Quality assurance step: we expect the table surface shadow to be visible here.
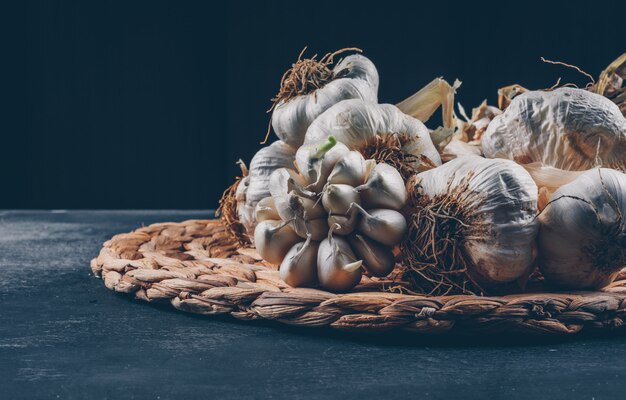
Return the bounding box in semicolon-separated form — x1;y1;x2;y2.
0;210;623;400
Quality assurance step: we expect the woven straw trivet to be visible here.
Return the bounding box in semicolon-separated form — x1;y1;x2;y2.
90;219;626;336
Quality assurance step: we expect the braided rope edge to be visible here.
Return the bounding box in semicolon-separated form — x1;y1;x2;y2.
90;219;626;336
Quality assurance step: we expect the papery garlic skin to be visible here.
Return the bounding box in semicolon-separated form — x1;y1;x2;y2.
441;138;483;162
482;88;626;170
303;99;442;170
415;155;539;284
522;163;585;211
538;168;626;289
272;55;379;148
238;140;296;235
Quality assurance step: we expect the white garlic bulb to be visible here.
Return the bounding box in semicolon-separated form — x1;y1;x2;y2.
255;148;408;292
237;140;296;235
403;155;539;292
482;88;626;170
538;168;626;289
302;99;442;170
272;54;379;148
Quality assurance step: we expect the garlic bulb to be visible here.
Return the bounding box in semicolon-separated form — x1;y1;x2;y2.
482;88;626;170
302;99;442;171
402;155;539;294
272;54;379;148
538;168;626;289
237;140;296;235
254;147;408;291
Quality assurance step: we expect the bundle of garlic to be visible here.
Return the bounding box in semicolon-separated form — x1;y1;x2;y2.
268;48;379;148
254;136;408;292
537;168;626;289
401;155;539;295
481;88;626;171
225;48;379;242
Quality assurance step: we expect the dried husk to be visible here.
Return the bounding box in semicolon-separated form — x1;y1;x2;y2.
396;77;461;130
455;100;502;143
216;174;251;245
589;52;626;116
497;84;528;110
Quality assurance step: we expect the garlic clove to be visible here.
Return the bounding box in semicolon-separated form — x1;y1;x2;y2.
327;214;358;236
269;168;313;200
292;217;329;241
348;234;395;277
322;184;361;215
295;138;351;192
253;219;302;265
254;197;279;223
355;163;407;211
274;191;325;223
352;204;407;247
317;233;363;292
280;236;320;288
327;151;375;187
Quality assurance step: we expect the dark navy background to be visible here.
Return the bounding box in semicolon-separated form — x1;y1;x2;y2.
3;0;624;208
